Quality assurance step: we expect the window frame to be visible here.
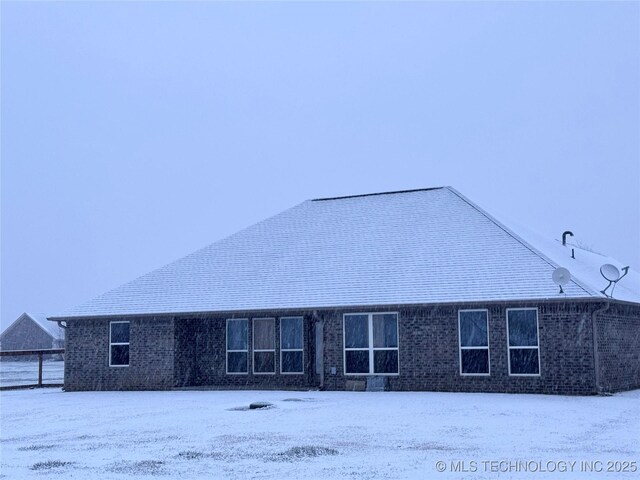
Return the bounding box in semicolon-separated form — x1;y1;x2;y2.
506;307;541;377
343;312;399;376
109;321;130;368
280;316;304;375
458;309;490;377
252;317;276;375
226;318;249;375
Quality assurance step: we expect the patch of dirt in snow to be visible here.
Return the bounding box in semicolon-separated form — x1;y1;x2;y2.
17;444;56;451
214;433;291;445
269;445;339;462
136;434;182;444
174;447;264;463
328;465;394;479
175;445;338;464
107;460;167;476
175;450;207;460
210;450;263;461
1;433;49;444
30;460;74;471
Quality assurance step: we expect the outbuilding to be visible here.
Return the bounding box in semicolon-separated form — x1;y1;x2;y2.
1;312;64;359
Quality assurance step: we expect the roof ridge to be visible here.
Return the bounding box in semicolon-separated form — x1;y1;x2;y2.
312;187;445;202
445;187;600;297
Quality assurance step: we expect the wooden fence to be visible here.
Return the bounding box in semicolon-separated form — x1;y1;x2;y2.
0;349;65;390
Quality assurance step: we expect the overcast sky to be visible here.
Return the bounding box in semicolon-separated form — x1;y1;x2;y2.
2;2;638;329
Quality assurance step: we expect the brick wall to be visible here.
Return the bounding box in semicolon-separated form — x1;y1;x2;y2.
595;303;640;393
321;302;597;395
64;316;174;391
173;314;316;389
63;300;638;395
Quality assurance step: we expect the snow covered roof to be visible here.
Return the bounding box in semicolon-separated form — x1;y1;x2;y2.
501;220;640;305
53;187;640;320
1;313;64;340
29;313;64;339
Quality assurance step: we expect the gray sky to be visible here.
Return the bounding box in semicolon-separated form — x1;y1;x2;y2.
2;2;639;329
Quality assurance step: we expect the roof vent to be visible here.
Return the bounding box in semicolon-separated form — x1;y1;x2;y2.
562;231;575;259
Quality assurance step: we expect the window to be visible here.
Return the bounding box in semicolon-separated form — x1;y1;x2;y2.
109;321;129;367
507;308;540;375
458;310;490;375
280;317;303;374
253;318;275;374
344;313;398;375
226;319;248;374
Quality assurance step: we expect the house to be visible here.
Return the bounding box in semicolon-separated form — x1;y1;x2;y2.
50;187;640;394
0;312;64;359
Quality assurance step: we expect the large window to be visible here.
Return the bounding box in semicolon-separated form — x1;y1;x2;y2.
109;321;129;367
253;318;275;374
280;317;303;374
226;319;248;374
458;310;490;375
507;308;540;375
344;313;398;375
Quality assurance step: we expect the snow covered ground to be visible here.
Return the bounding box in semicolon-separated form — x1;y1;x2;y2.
0;361;64;388
1;388;638;479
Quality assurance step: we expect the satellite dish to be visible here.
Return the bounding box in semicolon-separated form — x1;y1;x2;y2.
552;267;571;293
552;267;571;285
600;264;620;282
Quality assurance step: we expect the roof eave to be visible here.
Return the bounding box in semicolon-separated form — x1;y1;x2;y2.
49;295;640;322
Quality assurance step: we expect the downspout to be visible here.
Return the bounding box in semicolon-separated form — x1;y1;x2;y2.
592;302;610;395
312;311;324;390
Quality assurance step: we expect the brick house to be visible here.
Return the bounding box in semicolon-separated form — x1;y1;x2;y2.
50;187;640;394
0;312;64;360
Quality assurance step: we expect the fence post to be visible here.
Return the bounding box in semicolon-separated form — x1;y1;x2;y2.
38;352;43;387
0;349;65;390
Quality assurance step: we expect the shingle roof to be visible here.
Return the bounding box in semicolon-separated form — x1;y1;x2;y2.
502;220;639;304
52;187;639;319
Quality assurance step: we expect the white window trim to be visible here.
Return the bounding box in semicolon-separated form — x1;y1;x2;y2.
506;308;541;377
343;312;399;376
458;309;490;376
109;321;130;368
280;316;304;375
226;318;248;375
252;318;276;375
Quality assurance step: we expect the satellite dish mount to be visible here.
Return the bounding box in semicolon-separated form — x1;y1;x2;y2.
600;264;629;298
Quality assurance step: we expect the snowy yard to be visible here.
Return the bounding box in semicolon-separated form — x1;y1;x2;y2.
1;389;638;479
0;361;64;388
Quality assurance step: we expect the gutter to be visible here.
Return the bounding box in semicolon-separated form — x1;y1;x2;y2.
48;296;640;323
592;302;610;395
